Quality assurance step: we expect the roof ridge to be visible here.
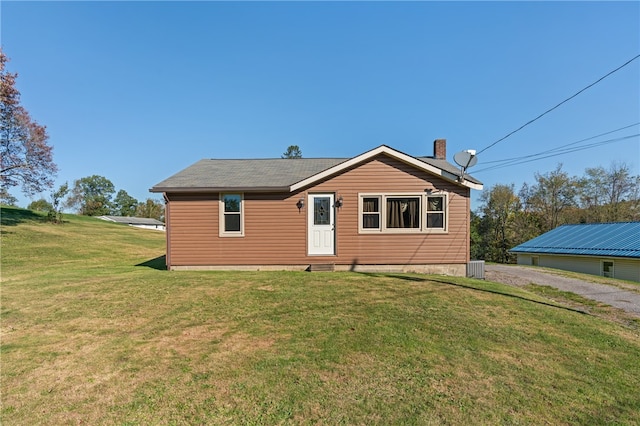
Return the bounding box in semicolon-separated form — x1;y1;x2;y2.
201;157;349;161
150;145;484;193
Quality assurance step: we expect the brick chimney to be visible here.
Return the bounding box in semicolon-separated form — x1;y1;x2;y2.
433;139;446;160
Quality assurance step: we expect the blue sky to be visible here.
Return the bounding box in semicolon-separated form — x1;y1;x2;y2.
2;1;639;211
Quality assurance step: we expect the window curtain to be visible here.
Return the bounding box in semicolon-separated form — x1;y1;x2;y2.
363;199;378;228
428;197;442;212
387;198;419;228
426;196;444;228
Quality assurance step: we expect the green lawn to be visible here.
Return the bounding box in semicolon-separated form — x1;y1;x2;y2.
2;207;639;425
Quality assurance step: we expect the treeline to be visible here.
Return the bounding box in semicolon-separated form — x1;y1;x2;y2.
17;175;163;223
472;162;639;263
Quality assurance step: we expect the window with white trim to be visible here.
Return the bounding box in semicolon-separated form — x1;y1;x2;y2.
359;193;448;233
426;195;445;230
362;196;381;230
220;193;244;236
387;197;420;229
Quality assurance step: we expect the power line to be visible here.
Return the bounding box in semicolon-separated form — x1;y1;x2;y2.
476;54;640;156
474;134;638;173
479;122;639;165
473;133;639;174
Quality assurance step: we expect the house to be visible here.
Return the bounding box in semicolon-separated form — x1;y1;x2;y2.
149;140;482;273
510;222;640;282
97;215;166;231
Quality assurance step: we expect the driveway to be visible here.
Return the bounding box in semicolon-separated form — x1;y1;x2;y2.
485;264;640;317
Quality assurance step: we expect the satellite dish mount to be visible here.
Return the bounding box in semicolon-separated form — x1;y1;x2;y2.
453;150;478;182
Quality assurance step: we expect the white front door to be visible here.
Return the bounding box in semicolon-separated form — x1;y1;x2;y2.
308;193;335;255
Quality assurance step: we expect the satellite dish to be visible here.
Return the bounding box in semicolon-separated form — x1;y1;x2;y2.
453;150;478;169
453;150;478;182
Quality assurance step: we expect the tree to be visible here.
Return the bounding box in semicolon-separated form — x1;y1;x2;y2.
282;145;302;159
521;164;576;232
67;175;115;216
27;198;52;212
469;210;484;260
48;182;69;223
578;162;639;223
0;188;17;206
476;184;521;263
135;198;164;221
112;189;138;216
1;49;57;195
513;182;545;241
25;182;67;222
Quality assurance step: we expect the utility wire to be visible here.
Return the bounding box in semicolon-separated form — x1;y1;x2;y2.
473;134;639;174
479;122;639;165
476;54;640;156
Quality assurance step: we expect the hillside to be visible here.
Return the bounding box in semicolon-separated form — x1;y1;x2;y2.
1;207;639;424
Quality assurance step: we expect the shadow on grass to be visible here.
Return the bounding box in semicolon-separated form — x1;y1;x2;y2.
136;255;167;271
1;207;45;227
1;207;48;235
361;272;590;317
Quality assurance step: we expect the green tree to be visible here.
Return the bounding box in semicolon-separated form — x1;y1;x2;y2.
136;198;164;221
282;145;302;159
477;184;521;263
27;198;52;212
514;182;545;240
112;189;138;216
578;162;639;223
520;164;576;232
469;210;484;260
48;182;69;223
0;188;18;206
67;175;115;216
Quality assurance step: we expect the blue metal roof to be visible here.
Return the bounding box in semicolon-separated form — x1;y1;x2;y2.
510;222;640;259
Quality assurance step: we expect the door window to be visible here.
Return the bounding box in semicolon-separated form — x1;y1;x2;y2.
314;197;331;225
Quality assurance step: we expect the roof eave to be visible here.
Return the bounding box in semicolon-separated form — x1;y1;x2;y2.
509;247;640;258
457;178;483;191
150;186;291;193
289;145;483;192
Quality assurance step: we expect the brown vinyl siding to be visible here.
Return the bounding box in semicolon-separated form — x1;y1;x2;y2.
165;155;471;268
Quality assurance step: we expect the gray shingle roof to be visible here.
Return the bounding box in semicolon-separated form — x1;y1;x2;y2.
510;222;640;259
151;158;347;192
150;147;482;193
417;157;482;185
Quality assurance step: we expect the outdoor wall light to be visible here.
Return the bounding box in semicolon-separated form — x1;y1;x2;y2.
296;196;305;210
335;196;344;208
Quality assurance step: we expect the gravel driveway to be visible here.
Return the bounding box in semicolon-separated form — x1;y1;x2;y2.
485;264;640;317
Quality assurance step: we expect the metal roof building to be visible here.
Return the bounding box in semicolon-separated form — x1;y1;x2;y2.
97;216;165;231
510;222;640;282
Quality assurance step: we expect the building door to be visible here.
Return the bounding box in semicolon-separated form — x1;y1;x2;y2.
308;194;335;255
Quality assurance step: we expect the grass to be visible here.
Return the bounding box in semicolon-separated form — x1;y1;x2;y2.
2;206;640;425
